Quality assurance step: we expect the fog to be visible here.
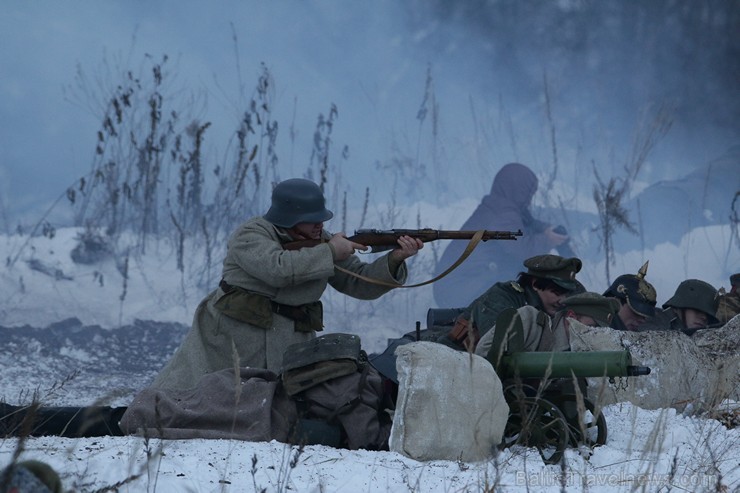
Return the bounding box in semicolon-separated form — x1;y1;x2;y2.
1;1;738;263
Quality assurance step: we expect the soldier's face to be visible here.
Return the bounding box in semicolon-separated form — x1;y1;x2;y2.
290;222;324;240
535;287;567;316
618;304;646;331
682;308;708;329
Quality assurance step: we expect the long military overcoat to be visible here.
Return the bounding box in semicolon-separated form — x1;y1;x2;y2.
474;305;570;359
152;217;407;391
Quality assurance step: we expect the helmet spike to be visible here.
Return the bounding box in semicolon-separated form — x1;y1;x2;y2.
637;261;649;280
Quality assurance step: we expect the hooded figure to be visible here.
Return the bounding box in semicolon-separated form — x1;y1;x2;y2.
432;163;568;307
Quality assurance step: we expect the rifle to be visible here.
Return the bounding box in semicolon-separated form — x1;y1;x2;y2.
283;228;523;252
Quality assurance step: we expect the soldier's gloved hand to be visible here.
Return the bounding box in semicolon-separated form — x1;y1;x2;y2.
329;233;367;261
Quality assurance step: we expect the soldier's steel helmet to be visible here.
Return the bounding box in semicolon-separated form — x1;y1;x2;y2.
522;254;582;292
663;279;719;325
603;265;657;318
264;178;334;228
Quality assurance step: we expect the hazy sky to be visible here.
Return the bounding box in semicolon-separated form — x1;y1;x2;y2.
1;1;738;226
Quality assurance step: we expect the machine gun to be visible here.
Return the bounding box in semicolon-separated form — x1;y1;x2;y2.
492;349;651;464
498;349;650;379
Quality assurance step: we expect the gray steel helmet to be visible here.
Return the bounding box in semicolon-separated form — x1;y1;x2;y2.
263;178;333;228
663;279;719;324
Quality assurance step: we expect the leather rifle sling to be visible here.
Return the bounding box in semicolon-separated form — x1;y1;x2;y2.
332;229;487;289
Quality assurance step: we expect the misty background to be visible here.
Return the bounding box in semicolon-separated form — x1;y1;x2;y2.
1;1;738;302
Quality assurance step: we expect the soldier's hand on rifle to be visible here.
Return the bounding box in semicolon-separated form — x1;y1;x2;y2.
388;235;424;262
329;233;368;261
544;225;569;248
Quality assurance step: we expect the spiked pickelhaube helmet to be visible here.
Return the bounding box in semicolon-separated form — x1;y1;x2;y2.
603;261;657;318
264;178;334;228
663;279;719;325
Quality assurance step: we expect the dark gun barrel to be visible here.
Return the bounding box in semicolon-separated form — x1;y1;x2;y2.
499;350;651;379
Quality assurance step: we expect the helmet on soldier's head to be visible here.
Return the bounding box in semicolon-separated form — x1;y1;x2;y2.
663;279;719;325
264;178;334;228
603;262;657;318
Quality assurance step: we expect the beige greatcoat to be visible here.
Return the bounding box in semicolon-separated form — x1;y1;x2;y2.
474;305;570;359
152;217;408;391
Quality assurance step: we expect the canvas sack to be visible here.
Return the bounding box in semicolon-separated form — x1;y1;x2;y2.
389;341;509;461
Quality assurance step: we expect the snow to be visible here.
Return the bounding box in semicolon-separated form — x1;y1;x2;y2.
0;225;738;492
0;406;736;492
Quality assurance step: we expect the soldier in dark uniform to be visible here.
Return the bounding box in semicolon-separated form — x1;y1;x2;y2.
438;254;583;350
639;279;720;336
602;262;657;331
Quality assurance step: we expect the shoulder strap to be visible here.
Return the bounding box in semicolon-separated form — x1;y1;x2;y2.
485;307;524;370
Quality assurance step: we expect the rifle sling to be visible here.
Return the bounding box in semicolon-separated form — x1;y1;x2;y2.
332;229;486;289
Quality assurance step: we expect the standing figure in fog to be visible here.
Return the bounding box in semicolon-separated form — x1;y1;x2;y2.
432;162;569;308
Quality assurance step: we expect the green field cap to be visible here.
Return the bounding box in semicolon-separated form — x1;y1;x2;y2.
523;254;582;291
563;291;621;327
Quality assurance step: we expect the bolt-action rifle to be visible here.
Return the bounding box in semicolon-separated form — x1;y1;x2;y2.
283;228;523;253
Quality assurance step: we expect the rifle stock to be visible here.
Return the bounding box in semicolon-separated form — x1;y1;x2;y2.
283;228;523;252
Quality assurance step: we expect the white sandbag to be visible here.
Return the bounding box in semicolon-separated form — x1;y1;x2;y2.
389;342;509;462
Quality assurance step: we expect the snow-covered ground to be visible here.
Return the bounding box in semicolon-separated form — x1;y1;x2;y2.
0;222;738;492
2;404;736;493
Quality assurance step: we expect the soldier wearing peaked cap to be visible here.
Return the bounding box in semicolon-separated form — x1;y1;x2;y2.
639;279;720;336
603;261;657;331
439;254;583;351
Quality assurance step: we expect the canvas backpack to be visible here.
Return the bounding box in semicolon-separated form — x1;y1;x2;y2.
281;333;393;450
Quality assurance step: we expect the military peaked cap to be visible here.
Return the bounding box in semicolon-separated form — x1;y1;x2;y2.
562;292;621;327
523;254;582;291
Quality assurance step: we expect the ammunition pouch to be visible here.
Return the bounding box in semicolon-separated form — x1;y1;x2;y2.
214;279;323;332
447;316;480;352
